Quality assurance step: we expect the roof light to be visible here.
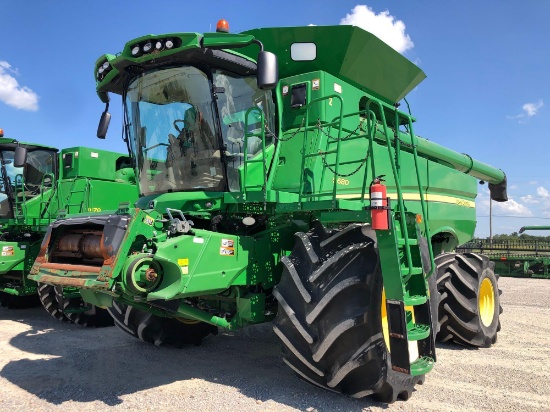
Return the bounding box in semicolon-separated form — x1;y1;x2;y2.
216;19;229;33
98;66;105;74
0;129;3;137
102;61;110;70
143;42;152;53
155;40;163;50
131;45;141;56
165;39;174;49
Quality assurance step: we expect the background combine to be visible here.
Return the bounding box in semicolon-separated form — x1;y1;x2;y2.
0;130;137;325
29;23;506;402
458;226;550;279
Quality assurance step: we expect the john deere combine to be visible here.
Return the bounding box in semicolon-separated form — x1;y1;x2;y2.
29;23;507;401
0;130;137;325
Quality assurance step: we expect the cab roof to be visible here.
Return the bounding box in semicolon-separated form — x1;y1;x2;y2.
0;137;58;152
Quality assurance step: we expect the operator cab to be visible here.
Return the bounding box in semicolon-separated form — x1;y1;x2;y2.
0;141;57;219
124;64;275;196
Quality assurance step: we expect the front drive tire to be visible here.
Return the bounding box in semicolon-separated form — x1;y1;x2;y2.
273;223;423;403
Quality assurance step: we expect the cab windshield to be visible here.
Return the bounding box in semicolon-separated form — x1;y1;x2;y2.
124;65;274;196
0;149;56;218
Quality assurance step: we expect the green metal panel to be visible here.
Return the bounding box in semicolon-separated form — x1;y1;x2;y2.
60;147;133;181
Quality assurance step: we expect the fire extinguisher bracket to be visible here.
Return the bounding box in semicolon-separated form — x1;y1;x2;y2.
365;197;392;230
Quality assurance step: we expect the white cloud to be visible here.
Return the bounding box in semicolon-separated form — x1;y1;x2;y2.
508;99;543;122
521;194;539;204
340;5;414;53
493;198;533;217
0;61;39;111
523;100;544;117
537;186;550;198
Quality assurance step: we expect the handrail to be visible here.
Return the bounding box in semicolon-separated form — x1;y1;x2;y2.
365;99;414;275
13;174;26;223
402;114;434;277
39;172;56;221
242;107;267;202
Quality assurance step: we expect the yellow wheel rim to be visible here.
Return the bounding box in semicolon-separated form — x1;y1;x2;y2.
479;277;495;327
381;289;390;350
176;317;201;325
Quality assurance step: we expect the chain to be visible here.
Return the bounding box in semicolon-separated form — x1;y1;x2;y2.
266;118;305;142
316;118;366;141
320;150;369;177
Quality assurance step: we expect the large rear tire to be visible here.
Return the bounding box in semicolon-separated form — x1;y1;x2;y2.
0;291;40;309
435;252;502;347
107;301;218;347
273;223;423;403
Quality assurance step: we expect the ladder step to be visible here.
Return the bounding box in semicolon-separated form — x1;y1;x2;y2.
407;322;430;341
410;356;434;376
404;294;427;306
401;267;423;276
398;238;418;246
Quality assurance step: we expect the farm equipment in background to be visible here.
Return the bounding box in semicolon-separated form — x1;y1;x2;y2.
0;130;138;325
458;226;550;279
28;23;507;401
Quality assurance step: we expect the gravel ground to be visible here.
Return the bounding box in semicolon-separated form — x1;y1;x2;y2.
0;276;549;412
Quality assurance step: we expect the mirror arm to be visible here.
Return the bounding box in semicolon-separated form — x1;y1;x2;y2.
251;39;264;52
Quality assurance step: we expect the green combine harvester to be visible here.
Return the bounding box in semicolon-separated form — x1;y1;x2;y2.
0;129;137;325
29;22;507;401
458;226;550;279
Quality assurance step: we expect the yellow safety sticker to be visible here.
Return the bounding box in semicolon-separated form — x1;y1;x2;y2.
144;215;155;226
220;247;235;256
178;258;189;266
221;239;234;248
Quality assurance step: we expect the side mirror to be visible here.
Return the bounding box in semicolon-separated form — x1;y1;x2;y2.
257;51;278;90
14;146;27;168
97;111;111;139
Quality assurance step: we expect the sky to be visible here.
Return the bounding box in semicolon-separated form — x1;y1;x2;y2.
1;1;549;238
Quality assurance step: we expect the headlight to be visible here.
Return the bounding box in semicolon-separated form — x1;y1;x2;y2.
165;39;174;49
131;45;141;56
98;66;105;74
155;40;163;50
143;42;152;53
102;61;110;70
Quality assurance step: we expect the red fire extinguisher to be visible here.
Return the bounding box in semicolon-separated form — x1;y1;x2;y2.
370;175;389;230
